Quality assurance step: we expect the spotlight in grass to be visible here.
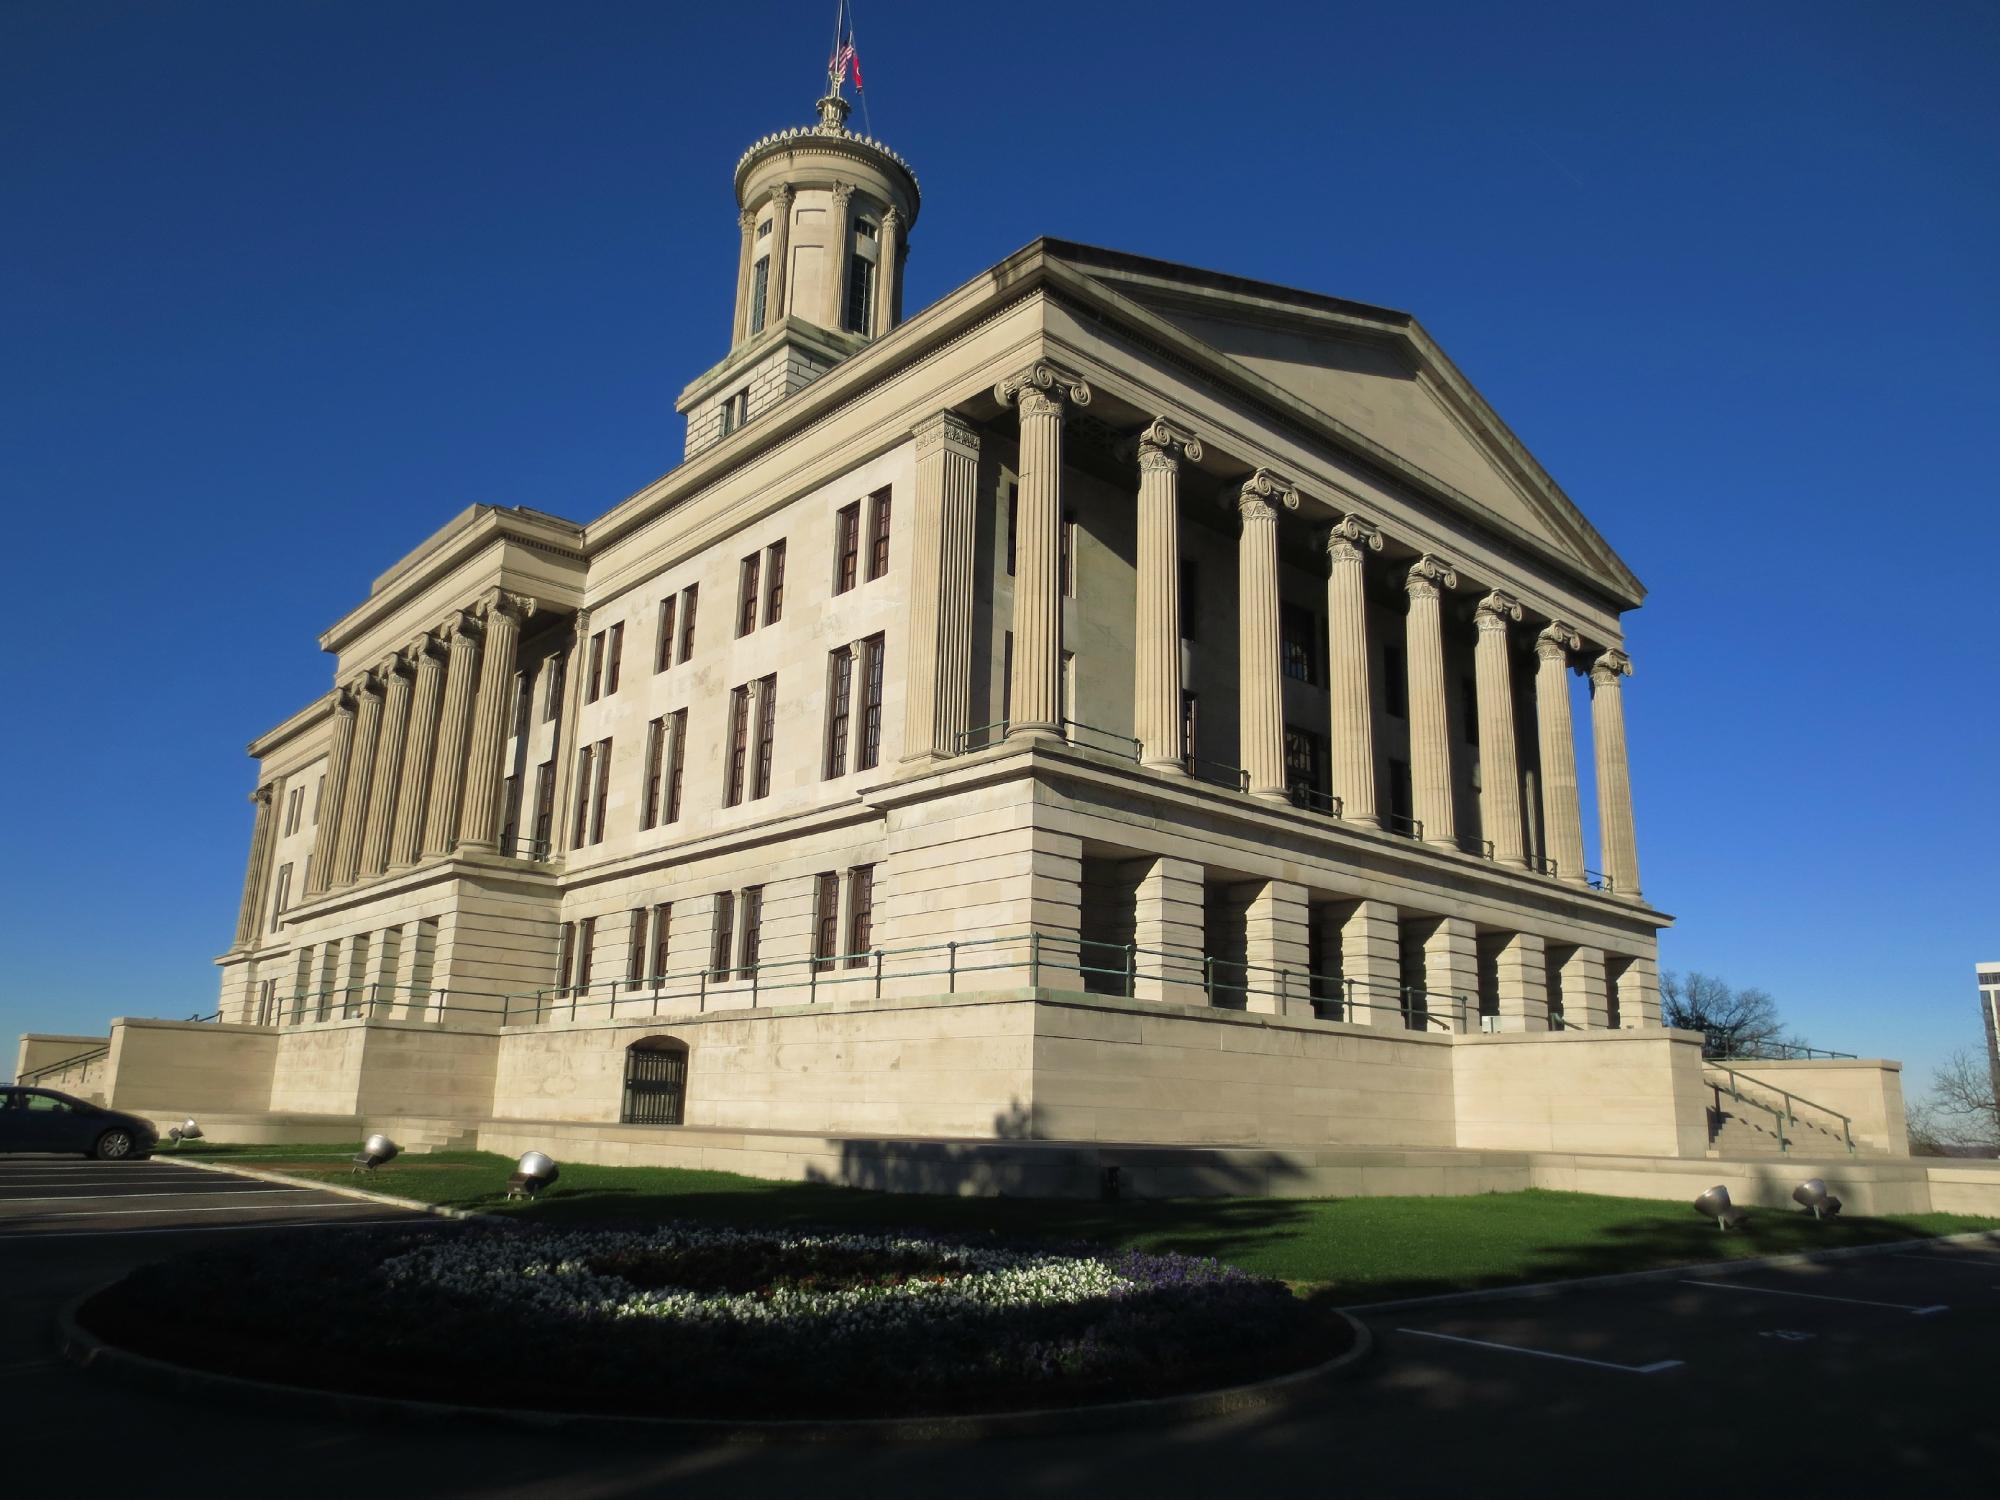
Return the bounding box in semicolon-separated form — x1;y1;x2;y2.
166;1118;202;1148
1792;1178;1843;1221
506;1150;560;1200
1693;1185;1748;1230
352;1133;399;1173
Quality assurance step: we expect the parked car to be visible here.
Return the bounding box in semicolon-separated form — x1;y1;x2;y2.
0;1087;157;1159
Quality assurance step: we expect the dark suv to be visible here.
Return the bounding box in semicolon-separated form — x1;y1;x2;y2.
0;1087;158;1159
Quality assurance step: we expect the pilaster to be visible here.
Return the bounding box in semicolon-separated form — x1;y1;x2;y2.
901;410;980;764
1131;855;1205;1004
1338;899;1403;1029
1561;945;1611;1029
1492;931;1549;1033
1242;878;1311;1016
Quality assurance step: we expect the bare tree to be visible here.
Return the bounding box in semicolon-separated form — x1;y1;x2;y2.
1925;1048;2000;1149
1659;970;1790;1057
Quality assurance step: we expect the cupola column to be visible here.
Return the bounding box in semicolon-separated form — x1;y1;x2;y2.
730;208;757;344
873;207;902;338
824;182;854;329
996;363;1091;741
766;185;794;324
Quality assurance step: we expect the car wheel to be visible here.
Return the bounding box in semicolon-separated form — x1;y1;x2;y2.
94;1129;135;1161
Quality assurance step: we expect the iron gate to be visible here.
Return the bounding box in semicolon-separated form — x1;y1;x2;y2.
621;1039;688;1125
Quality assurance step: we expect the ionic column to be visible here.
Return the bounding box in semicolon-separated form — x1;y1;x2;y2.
388;635;445;868
303;692;356;897
329;673;385;886
1473;590;1528;867
872;207;902;338
1404;554;1460;848
459;591;535;853
767;185;794;321
1590;650;1642;899
1324;514;1383;825
359;655;413;877
231;784;277;949
730;207;757;344
995;362;1091;740
824;182;854;328
1133;419;1202;774
423;614;482;858
902;411;981;763
1534;622;1588;886
1237;469;1299;800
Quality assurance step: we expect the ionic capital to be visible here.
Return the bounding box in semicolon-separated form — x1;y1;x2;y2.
1129;416;1204;474
1324;513;1384;562
913;409;980;460
407;630;446;664
1475;590;1524;631
1535;621;1582;663
994;361;1092;420
250;783;275;807
1235;468;1301;521
476;588;538;627
1405;553;1459;599
1590;649;1634;687
349;670;384;701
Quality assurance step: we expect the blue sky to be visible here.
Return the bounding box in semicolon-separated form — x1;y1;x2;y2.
3;2;1995;1095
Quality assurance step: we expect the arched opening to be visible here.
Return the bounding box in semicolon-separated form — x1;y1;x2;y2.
621;1035;689;1125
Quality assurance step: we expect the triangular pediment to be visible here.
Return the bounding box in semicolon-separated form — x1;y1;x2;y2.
1044;243;1643;606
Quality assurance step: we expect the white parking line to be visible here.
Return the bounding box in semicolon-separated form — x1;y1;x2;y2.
0;1187;316;1205
21;1199;388;1222
0;1216;425;1242
1679;1280;1947;1315
1396;1328;1684;1375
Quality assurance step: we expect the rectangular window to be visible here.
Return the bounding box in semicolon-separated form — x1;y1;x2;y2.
739;885;763;978
576;916;595;992
590;737;611;844
1059;510;1077;596
500;773;519;854
1281;603;1318;685
665;708;687;823
269;863;293;933
844;254;874;333
866;488;892;580
283;787;301;835
604;623;624;696
677;584;699;663
627;908;648;990
571;744;594;845
655;595;678;672
312;774;324;825
737;553;761;637
725;686;750;806
765;539;786;624
857;634;884;771
650;903;671;983
543;654;566;721
750;255;770;333
719;387;748;436
752;674;777;799
1060;650;1075;727
1180;559;1198;641
586;631;605;703
710;891;735;978
1005;484;1018;575
812;871;839;972
1285;725;1325;796
532;760;555;854
824;646;853;778
1384;646;1408;718
834;502;860;593
512;670;532;736
844;865;875;968
555;921;575;993
1181;691;1199;772
641;717;665;830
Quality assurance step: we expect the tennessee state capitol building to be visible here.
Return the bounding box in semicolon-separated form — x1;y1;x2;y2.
36;71;1937;1204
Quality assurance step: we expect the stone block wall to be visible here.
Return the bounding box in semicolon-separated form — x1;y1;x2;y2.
1452;1026;1711;1157
104;1019;281;1116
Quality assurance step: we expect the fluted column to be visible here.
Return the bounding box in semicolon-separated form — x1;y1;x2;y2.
550;610;590;855
766;185;794;322
1237;469;1298;800
358;655;413;877
329;673;384;886
459;591;535;853
231;784;277;948
1590;650;1641;899
1473;591;1528;867
730;208;756;344
423;615;482;858
902;411;981;763
1534;622;1587;885
1134;419;1202;773
389;635;445;868
303;693;356;896
1324;514;1383;826
1404;554;1459;848
824;182;854;327
873;207;902;338
996;362;1091;740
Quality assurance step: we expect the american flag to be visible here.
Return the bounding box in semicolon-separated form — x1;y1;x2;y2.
831;40;862;89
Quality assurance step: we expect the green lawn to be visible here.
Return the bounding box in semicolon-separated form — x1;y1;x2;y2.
192;1145;1999;1304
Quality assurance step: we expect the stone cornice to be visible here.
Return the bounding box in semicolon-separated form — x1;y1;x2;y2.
245;690;337;762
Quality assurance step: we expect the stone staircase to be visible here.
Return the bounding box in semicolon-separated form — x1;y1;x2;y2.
366;1116;480;1155
1704;1068;1855;1158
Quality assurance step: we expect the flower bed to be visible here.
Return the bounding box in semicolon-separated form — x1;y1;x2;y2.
83;1222;1350;1420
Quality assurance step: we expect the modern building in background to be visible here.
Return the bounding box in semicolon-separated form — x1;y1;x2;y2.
1980;962;2000;1099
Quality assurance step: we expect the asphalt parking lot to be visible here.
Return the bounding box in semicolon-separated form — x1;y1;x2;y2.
3;1157;1995;1495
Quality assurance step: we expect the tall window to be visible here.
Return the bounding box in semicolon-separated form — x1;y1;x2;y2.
749;254;770;333
665;708;687;823
543;655;566;720
844;253;874;333
719;387;748;436
586;631;605;703
844;865;875;968
649;903;671;982
739;886;763;978
737;553;761;637
555;921;575;994
269;863;293;932
655;595;678;673
752;674;777;799
824;646;853;778
312;774;324;825
604;623;624;696
1384;646;1408;718
576;916;595;992
725;686;750;806
1281;603;1318;685
764;539;786;623
677;584;699;663
857;634;884;771
834;502;860;593
812;872;839;972
572;744;594;844
865;489;892;580
710;891;735;979
1180;559;1199;641
1181;691;1199;773
641;717;666;830
512;670;533;736
1059;510;1077;596
627;908;649;991
284;786;303;835
532;760;555;853
590;737;612;844
1285;725;1325;798
1005;484;1018;575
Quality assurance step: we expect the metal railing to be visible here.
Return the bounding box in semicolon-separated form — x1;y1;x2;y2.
1381;812;1424;841
955;719;1013;755
1286;784;1343;818
501;834;553;863
18;1044;110;1087
1705;1033;1857;1062
1182;755;1250;793
1584;869;1614;893
1457;836;1495;860
1707;1062;1856;1154
1058;718;1141;761
1530;856;1560;877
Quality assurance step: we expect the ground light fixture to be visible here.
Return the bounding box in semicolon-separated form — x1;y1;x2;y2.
352;1133;399;1173
506;1151;560;1200
166;1118;202;1148
1693;1185;1749;1230
1792;1178;1843;1220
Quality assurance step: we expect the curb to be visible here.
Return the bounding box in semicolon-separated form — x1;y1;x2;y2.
58;1283;1371;1443
1339;1227;2000;1314
156;1155;496;1222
